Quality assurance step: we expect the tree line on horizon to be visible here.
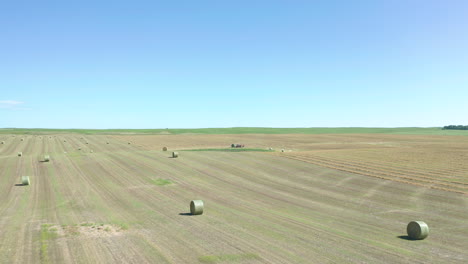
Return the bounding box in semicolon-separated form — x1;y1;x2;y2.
442;125;468;130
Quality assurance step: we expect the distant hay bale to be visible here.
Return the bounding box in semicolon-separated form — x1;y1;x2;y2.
269;147;273;150
106;142;109;144
22;176;30;185
281;149;285;152
172;152;179;158
44;155;50;162
21;138;24;141
128;142;131;144
1;141;4;144
85;142;89;144
407;221;429;240
162;147;168;151
190;200;204;215
90;150;94;153
78;148;81;150
18;152;22;157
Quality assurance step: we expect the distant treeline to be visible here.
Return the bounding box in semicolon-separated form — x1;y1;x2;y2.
443;125;468;130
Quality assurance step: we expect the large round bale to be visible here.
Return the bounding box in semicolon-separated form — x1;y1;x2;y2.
85;142;89;144
162;147;168;151
172;152;179;158
190;200;204;215
281;149;285;152
1;141;4;144
18;152;23;157
106;142;109;144
22;176;30;185
20;138;24;141
128;142;131;145
44;155;50;162
407;221;429;240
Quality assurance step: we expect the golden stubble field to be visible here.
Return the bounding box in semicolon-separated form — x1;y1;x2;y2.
0;133;467;263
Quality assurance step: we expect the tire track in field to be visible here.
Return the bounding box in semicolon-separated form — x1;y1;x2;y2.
312;153;468;184
281;153;467;195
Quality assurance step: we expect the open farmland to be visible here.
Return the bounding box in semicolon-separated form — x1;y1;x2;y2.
0;133;467;263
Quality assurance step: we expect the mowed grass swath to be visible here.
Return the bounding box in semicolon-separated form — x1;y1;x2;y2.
0;131;466;263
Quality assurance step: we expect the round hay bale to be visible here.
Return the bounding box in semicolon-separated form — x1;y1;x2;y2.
128;142;131;144
106;142;109;144
1;141;5;144
281;149;285;152
172;152;179;158
85;142;89;144
190;200;204;215
162;147;168;151
269;147;273;150
44;155;50;162
21;138;24;141
18;152;23;157
22;176;30;185
407;221;429;240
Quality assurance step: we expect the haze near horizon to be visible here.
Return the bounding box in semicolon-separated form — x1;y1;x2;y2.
1;0;467;129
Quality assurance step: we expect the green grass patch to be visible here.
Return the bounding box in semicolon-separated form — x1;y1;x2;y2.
40;224;59;264
183;148;274;152
151;178;172;186
198;253;260;263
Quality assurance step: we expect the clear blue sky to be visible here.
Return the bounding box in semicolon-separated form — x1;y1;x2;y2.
1;0;467;128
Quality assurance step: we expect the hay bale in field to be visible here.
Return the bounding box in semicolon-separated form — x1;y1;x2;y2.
162;147;168;151
85;142;89;144
190;200;204;215
172;152;179;158
21;176;30;185
1;141;4;144
128;142;131;145
20;138;24;141
281;149;285;152
269;147;273;150
18;152;22;157
407;221;429;240
90;150;94;153
106;142;109;144
44;155;50;162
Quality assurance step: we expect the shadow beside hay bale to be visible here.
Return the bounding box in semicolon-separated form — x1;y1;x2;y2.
179;213;192;216
397;235;416;241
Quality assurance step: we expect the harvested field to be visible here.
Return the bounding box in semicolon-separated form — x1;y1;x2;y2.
0;133;466;263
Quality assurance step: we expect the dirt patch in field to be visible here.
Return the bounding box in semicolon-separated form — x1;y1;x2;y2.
43;223;125;239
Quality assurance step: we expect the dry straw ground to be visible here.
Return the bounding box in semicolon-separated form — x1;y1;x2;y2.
0;133;466;263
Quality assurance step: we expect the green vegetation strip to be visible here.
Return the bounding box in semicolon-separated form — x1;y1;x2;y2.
183;148;274;152
198;253;260;263
1;127;467;135
40;224;58;264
